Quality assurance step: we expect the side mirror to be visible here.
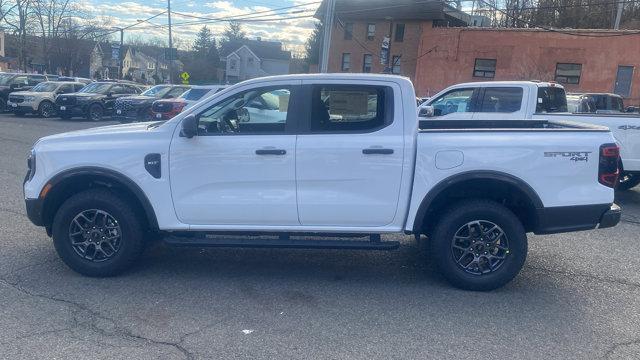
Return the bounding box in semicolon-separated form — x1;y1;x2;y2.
237;108;250;122
180;114;198;138
419;105;435;118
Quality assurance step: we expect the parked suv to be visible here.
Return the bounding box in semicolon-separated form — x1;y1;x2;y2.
56;81;142;121
0;73;48;112
114;84;189;123
8;81;85;118
152;85;226;120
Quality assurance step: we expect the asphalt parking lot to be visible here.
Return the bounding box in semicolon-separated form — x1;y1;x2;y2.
1;114;640;359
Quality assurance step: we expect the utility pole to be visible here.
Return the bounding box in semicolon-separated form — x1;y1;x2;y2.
167;0;174;84
119;28;124;79
614;0;624;30
320;0;335;73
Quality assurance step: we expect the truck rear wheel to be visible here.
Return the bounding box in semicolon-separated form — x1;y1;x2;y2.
617;172;640;191
430;200;527;291
51;189;145;277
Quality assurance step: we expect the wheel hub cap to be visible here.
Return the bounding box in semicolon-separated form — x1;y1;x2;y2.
69;209;121;262
451;220;510;275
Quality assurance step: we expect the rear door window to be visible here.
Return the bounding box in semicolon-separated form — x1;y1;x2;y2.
309;85;391;133
478;87;523;113
536;87;568;113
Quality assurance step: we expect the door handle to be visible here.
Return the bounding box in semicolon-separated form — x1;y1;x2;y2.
362;148;394;155
255;149;286;155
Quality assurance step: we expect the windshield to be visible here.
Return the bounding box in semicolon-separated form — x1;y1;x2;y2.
31;82;59;92
142;85;172;97
0;73;15;85
536;87;568;113
78;83;112;94
181;88;212;101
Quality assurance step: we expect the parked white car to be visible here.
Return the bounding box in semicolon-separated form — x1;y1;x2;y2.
7;81;86;118
419;81;640;190
25;74;621;291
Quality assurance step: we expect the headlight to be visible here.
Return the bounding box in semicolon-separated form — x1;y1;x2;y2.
24;96;35;102
26;149;36;181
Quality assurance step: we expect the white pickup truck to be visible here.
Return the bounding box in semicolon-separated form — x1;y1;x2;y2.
24;74;621;291
418;81;640;190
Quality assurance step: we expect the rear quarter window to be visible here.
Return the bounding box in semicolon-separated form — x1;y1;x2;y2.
536;87;568;113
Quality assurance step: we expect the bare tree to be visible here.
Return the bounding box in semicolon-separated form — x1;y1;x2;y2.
4;0;34;71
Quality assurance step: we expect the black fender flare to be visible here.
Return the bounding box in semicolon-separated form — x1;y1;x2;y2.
42;166;159;231
412;170;544;233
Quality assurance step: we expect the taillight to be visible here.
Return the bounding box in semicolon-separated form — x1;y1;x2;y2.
599;143;620;188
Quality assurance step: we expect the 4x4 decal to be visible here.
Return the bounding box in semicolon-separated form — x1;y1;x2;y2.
544;151;592;162
619;125;640;130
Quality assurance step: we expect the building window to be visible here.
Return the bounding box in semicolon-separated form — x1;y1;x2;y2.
344;22;353;40
363;54;373;73
555;63;582;84
367;23;375;40
341;53;351;71
473;58;496;78
394;24;405;42
392;56;401;74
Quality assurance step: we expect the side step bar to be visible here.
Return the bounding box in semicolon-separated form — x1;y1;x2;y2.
164;235;399;251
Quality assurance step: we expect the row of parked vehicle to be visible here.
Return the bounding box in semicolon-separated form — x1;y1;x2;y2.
0;71;227;122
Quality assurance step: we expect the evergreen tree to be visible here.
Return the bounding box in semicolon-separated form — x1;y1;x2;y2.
222;21;246;44
194;26;214;55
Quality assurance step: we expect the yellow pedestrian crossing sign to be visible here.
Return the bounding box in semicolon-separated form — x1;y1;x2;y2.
180;72;190;84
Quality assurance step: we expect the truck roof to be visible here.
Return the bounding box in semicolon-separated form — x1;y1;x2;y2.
450;80;564;89
237;73;411;85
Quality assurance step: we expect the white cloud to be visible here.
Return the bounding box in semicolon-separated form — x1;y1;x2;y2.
76;0;320;55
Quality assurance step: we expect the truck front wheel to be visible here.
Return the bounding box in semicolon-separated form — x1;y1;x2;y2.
51;189;145;277
430;200;527;291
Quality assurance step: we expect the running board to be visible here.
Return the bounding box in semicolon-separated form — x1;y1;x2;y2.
163;235;399;251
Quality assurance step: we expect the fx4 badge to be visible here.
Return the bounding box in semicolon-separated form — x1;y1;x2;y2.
619;125;640;130
544;151;592;162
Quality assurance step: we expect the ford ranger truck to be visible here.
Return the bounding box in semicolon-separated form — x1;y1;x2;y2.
418;81;640;190
24;74;621;291
8;81;85;118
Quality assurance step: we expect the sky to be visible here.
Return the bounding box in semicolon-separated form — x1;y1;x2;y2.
77;0;322;55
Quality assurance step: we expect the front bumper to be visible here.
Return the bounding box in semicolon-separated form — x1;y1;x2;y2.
535;203;621;234
57;103;89;117
25;197;44;226
8;101;36;112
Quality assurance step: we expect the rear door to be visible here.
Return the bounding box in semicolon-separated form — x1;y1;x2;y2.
472;86;527;120
295;81;404;227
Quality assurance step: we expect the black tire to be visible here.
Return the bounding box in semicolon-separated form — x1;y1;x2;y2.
51;189;145;277
38;100;55;118
87;103;104;121
429;199;527;291
617;172;640;191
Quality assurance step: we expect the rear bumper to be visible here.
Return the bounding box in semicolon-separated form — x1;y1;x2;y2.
535;203;621;234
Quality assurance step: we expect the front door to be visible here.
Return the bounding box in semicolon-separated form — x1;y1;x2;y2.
425;87;477;120
295;83;405;227
169;84;300;226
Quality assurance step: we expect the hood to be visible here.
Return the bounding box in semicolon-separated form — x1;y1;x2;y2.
36;122;162;144
118;95;155;102
10;91;38;96
59;92;104;98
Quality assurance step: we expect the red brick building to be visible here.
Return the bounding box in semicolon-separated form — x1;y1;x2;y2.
316;0;469;84
318;0;640;105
